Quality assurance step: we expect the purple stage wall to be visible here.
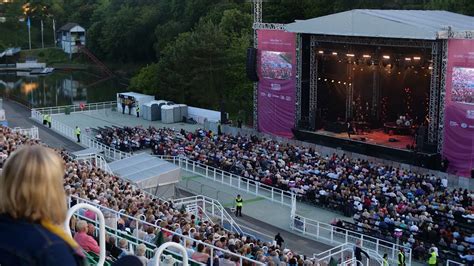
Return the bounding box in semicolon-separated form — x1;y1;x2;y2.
442;39;474;177
257;30;296;138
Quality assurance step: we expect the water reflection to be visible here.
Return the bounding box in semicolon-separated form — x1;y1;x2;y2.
0;71;125;107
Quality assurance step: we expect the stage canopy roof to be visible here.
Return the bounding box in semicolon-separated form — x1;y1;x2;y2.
286;9;474;40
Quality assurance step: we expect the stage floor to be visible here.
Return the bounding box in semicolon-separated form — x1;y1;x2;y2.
315;129;415;150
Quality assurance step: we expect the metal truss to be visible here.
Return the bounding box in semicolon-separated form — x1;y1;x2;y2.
428;42;441;144
252;0;262;129
253;23;286;30
437;30;474;40
253;0;262;24
296;33;303;124
371;70;380;119
309;35;318;128
437;39;448;153
312;35;433;48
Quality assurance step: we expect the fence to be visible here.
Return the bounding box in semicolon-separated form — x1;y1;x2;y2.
170;155;296;207
12;126;39;139
290;215;411;266
31;109;130;161
33;101;116;115
171;195;255;239
69;195;265;266
74;152;114;174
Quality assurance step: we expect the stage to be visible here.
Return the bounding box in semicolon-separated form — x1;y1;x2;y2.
293;128;439;168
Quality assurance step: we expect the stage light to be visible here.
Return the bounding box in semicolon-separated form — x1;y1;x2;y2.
338;81;341;84
383;55;390;59
413;56;421;60
332;52;338;56
324;78;327;81
331;80;335;83
405;57;411;61
318;50;324;54
428;66;433;70
349;83;352;86
346;53;355;57
360;68;363;71
343;82;347;85
318;77;321;80
398;72;401;75
362;54;371;58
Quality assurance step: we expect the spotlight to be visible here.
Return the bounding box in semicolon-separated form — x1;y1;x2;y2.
349;83;352;86
331;80;335;83
338;81;341;84
346;53;355;57
362;54;371;58
324;78;327;81
318;77;321;80
413;56;421;60
428;66;433;70
332;52;338;56
318;50;324;54
343;82;347;85
383;55;390;59
405;57;411;61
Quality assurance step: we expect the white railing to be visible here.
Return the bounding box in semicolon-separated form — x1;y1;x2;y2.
156;155;295;207
154;242;189;266
74;152;114;174
446;260;466;266
291;215;411;266
171;195;253;239
313;243;382;266
33;101;116;115
65;203;106;266
31;109;130;161
12;126;39;139
71;202;205;266
69;195;265;266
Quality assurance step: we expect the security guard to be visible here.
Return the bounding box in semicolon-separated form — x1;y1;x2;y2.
383;253;389;266
136;106;140;118
75;126;81;143
235;194;243;217
398;248;405;266
42;114;47;125
428;248;437;266
46;114;52;128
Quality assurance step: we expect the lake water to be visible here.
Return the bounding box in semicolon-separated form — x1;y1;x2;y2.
0;70;126;107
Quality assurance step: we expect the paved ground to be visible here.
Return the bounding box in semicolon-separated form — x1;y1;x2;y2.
3;99;83;151
52;109;201;136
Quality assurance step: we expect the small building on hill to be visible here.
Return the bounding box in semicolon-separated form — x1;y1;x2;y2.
58;23;86;54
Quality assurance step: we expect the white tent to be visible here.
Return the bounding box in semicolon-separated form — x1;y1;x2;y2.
117;92;154;116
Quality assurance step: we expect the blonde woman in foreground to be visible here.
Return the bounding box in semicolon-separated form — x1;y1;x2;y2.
0;146;85;266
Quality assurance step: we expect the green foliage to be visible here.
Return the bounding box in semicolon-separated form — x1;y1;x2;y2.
2;0;473;119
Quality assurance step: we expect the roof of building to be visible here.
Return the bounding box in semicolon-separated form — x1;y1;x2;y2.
285;9;474;40
58;22;84;32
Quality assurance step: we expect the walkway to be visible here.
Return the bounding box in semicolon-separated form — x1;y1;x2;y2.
3;99;83;151
51;108;201;135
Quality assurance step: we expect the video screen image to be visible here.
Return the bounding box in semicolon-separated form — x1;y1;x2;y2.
261;51;293;80
451;67;474;105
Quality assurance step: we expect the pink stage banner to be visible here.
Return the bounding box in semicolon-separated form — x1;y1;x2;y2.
257;29;296;138
442;39;474;177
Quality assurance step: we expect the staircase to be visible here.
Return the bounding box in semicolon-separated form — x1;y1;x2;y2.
77;45;114;80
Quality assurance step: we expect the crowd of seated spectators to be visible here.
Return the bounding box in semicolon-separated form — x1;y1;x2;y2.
0;126;318;265
95;126;474;264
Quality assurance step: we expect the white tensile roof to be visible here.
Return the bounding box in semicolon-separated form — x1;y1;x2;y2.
286;9;474;40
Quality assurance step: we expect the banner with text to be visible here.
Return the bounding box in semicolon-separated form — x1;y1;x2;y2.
257;29;296;138
442;39;474;177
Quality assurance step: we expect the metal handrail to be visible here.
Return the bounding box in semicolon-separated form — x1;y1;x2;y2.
293;215;411;266
171;195;249;237
446;260;466;266
11;126;39;139
33;101;116;114
154;242;189;266
69;195;265;266
65;203;106;266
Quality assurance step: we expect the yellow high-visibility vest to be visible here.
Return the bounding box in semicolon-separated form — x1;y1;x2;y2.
75;128;81;135
235;198;243;207
428;252;437;265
